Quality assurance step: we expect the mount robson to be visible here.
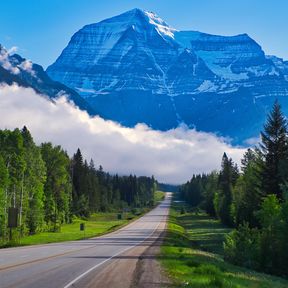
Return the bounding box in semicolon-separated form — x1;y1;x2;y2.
45;8;288;145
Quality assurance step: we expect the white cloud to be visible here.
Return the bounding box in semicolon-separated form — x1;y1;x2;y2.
7;46;18;54
0;47;20;75
0;84;246;183
0;46;35;76
18;59;35;76
244;136;260;146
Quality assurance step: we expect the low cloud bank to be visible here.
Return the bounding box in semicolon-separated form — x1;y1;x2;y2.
0;85;246;183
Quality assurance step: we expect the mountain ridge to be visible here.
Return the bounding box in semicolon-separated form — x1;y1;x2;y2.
0;45;96;115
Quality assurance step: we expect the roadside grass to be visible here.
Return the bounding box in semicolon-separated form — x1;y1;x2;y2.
160;203;288;288
154;190;165;203
19;213;128;246
1;191;165;248
1;210;146;248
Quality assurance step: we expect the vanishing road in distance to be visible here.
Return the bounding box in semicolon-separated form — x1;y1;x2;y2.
0;193;171;288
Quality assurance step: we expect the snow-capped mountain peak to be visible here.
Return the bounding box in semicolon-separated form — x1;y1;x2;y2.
99;8;177;38
46;9;288;144
142;10;177;38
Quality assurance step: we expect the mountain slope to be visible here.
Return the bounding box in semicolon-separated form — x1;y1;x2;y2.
0;45;96;115
46;8;288;144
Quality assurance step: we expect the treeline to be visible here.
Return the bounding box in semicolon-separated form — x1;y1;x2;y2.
0;127;156;239
180;101;288;277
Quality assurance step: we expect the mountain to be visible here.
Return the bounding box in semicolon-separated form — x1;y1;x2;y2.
0;45;96;115
46;8;288;144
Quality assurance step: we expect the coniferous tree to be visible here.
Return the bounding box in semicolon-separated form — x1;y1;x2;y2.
71;148;84;214
203;172;218;217
87;159;100;212
217;153;239;226
232;149;263;227
260;101;288;199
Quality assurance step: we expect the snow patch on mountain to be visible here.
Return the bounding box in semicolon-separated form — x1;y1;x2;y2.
196;80;218;92
144;10;177;39
195;50;249;80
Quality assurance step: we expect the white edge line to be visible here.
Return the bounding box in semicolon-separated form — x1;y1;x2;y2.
63;204;168;288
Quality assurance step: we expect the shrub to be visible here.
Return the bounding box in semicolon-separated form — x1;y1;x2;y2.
224;222;260;270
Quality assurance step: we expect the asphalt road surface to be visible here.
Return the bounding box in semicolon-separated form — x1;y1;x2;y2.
0;193;171;288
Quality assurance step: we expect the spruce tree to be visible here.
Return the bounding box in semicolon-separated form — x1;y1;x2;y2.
233;149;263;227
71;148;84;215
217;153;238;226
260;101;288;199
203;172;218;217
87;159;100;212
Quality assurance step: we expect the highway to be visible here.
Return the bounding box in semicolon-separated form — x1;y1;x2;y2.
0;193;171;288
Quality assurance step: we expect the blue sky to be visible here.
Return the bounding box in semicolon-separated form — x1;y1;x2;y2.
1;0;287;68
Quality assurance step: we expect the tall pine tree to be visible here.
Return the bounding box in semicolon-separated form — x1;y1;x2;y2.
216;153;238;226
260;101;288;199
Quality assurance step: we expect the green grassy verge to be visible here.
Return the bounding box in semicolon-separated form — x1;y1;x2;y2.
19;213;129;246
160;203;288;288
1;192;165;248
1;210;148;248
154;190;165;203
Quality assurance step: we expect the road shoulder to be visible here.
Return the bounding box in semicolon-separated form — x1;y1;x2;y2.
130;230;172;288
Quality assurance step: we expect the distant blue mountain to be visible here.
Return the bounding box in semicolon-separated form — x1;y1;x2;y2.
46;8;288;144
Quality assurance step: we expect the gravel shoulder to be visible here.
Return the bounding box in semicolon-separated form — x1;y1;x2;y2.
74;216;171;288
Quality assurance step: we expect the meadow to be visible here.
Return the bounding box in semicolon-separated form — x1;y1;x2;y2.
160;202;288;288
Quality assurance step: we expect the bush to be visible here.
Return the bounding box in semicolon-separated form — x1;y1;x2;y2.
180;206;186;214
209;276;224;288
186;259;200;267
196;264;221;275
224;222;260;270
224;196;288;276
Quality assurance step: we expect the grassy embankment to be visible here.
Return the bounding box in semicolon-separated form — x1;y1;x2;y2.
1;191;166;247
154;190;166;203
19;212;131;246
160;202;288;288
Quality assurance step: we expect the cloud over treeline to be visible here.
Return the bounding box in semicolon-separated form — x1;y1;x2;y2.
0;84;246;183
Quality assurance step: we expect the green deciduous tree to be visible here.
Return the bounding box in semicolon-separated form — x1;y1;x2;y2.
0;126;158;244
0;155;9;237
21;126;46;234
41;143;71;231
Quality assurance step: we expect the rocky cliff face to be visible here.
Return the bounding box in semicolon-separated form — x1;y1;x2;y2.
46;9;288;144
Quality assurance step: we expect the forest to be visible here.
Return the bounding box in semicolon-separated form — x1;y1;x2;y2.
180;101;288;277
0;127;156;241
